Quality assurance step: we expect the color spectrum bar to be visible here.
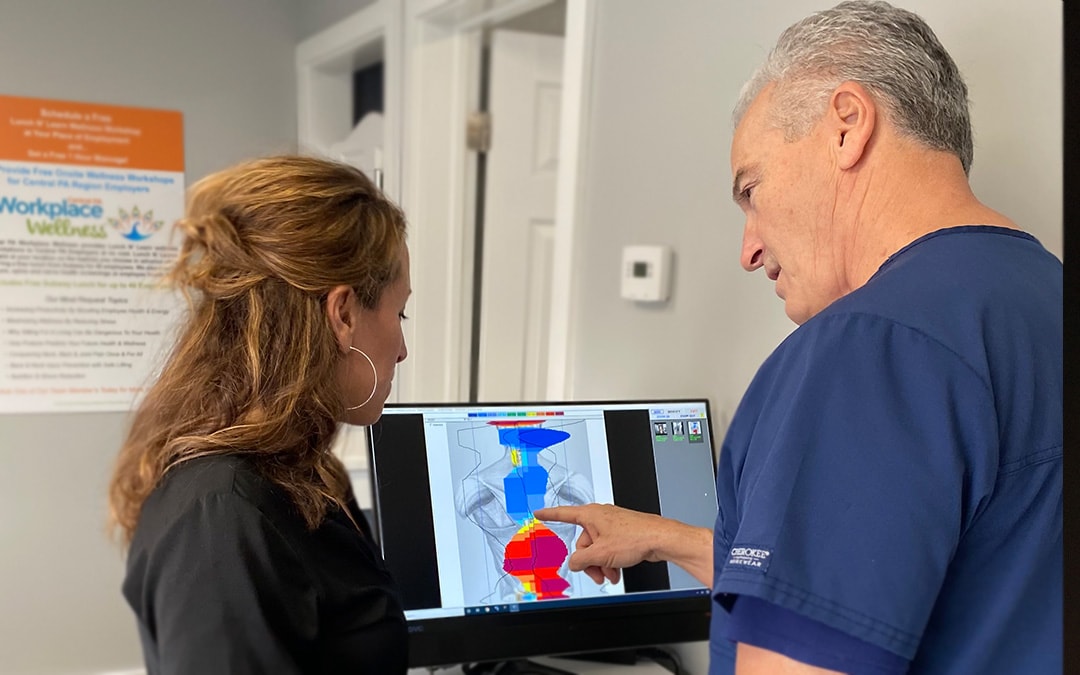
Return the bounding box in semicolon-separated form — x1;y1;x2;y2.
467;411;566;417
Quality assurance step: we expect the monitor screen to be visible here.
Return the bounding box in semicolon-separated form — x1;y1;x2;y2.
366;399;719;668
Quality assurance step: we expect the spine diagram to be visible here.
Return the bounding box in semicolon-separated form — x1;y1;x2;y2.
494;421;572;600
452;415;596;605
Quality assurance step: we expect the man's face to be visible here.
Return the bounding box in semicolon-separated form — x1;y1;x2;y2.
730;85;846;325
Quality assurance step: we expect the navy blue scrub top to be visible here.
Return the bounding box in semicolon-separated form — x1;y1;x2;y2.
708;227;1062;674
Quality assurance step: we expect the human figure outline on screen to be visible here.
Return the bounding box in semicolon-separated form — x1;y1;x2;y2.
454;419;594;603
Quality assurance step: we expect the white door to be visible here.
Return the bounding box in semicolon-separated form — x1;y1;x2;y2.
477;29;564;402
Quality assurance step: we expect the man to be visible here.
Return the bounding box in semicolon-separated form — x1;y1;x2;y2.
536;2;1062;673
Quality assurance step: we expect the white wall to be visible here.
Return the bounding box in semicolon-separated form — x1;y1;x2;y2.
0;1;301;673
565;0;1062;436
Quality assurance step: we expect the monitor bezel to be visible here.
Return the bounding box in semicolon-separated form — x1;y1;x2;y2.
367;398;718;668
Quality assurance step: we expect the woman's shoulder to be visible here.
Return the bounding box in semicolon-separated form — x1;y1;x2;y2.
143;453;296;528
158;451;260;493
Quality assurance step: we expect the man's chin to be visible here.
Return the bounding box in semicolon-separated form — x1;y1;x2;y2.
784;302;809;326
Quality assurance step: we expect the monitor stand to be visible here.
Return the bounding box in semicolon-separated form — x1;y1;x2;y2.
459;647;679;674
558;648;638;665
461;660;574;675
560;647;680;674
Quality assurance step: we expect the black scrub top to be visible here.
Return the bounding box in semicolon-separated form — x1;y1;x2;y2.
122;453;407;674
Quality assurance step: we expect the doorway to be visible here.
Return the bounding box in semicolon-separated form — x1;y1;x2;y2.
398;0;593;406
471;1;567;403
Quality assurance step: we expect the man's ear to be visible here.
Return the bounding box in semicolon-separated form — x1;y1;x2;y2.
828;81;877;171
325;285;357;354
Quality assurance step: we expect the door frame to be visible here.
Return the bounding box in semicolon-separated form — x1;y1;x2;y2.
401;0;597;403
296;0;403;203
544;0;595;401
295;0;597;406
295;0;406;482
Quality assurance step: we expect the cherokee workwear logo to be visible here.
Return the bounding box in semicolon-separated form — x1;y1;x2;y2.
726;545;773;573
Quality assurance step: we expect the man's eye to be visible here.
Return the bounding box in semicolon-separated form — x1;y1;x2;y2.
399;312;410;321
742;186;754;201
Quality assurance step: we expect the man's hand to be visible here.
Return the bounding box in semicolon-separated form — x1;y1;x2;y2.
534;504;713;587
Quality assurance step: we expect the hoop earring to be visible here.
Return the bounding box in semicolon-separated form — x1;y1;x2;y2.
346;346;378;410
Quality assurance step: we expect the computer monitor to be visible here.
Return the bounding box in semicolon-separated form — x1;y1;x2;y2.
366;399;719;669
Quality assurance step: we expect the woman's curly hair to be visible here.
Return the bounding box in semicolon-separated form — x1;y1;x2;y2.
108;155;406;543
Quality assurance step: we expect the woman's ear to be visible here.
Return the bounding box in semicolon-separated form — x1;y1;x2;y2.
325;285;357;354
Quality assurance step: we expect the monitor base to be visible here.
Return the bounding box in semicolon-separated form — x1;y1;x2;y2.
557;647;681;674
557;648;637;665
462;659;574;675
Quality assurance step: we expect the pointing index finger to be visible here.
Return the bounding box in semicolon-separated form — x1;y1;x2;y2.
534;505;584;525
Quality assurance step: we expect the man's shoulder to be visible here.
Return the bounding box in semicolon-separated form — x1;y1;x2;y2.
811;225;1060;357
850;225;1059;313
879;225;1056;271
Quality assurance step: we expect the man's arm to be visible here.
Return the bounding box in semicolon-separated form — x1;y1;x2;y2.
735;644;845;675
724;595;910;675
533;504;713;587
536;505;847;673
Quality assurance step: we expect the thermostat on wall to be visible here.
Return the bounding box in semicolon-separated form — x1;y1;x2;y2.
621;245;673;302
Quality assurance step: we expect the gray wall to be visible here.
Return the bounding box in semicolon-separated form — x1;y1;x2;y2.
567;0;1062;438
0;1;300;673
297;0;378;40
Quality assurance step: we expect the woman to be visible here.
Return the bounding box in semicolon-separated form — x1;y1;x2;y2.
108;155;411;673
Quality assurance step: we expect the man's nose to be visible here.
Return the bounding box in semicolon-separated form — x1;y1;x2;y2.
741;224;765;272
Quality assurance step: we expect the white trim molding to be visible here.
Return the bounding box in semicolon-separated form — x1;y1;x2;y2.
295;0;403;202
545;0;597;401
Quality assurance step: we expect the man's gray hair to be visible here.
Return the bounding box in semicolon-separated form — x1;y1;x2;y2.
733;1;973;174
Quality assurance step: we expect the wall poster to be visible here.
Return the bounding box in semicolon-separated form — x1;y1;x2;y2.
0;95;184;413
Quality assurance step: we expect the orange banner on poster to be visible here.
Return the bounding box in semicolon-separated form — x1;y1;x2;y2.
0;95;183;172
